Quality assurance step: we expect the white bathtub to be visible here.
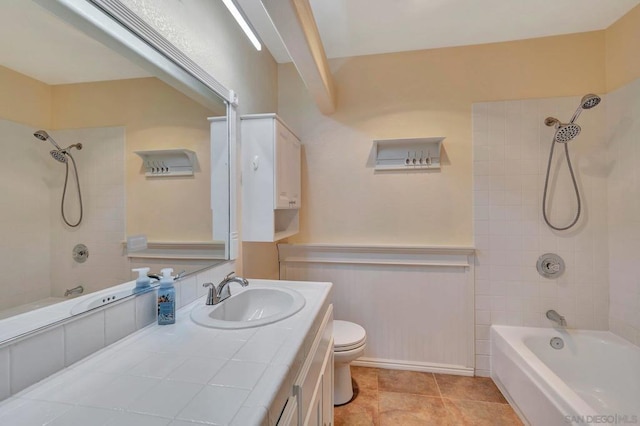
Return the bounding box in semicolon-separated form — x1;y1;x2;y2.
491;325;640;426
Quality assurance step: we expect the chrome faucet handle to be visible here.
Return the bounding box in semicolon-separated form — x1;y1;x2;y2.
203;282;216;305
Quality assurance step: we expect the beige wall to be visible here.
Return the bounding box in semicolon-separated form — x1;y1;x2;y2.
0;65;51;128
279;31;606;245
52;77;224;242
606;3;640;91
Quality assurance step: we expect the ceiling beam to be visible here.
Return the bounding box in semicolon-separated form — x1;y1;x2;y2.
261;0;336;114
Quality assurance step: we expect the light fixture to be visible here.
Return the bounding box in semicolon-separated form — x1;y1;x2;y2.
221;0;262;51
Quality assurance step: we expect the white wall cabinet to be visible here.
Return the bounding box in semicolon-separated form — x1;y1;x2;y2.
241;114;301;242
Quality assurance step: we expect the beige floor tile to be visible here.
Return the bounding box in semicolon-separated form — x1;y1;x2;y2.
443;398;523;426
435;374;508;404
378;369;439;396
379;391;453;426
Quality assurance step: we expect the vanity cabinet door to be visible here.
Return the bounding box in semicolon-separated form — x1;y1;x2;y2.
321;348;334;426
278;396;299;426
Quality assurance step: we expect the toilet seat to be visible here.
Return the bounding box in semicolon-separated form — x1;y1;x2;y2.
334;320;366;352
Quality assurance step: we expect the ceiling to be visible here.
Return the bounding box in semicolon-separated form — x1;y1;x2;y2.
0;0;149;85
255;0;640;62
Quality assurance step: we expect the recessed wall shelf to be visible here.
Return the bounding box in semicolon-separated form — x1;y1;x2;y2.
135;149;196;177
373;137;444;171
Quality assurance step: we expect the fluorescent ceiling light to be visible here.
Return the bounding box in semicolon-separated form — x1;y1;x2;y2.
222;0;262;51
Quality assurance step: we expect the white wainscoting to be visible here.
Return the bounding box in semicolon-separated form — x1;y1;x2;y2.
278;244;476;375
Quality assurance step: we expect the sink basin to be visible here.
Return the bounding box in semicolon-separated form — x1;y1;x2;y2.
190;287;305;329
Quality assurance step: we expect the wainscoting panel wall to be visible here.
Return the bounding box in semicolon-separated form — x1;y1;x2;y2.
279;244;475;375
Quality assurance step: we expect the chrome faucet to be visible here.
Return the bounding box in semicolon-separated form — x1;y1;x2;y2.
203;272;249;305
546;309;567;327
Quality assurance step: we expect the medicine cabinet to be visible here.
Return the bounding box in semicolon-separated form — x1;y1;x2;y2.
241;114;301;242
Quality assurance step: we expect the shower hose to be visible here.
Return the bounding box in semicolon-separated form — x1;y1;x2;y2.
542;139;581;231
61;152;83;227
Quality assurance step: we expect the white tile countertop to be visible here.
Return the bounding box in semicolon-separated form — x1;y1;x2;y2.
0;279;332;426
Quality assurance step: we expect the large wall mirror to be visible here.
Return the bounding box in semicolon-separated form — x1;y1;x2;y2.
0;0;232;339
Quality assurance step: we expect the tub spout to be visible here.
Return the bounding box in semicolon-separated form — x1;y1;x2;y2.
546;309;566;327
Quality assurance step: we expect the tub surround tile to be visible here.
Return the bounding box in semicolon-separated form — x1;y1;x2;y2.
377;369;439;396
105;299;136;345
434;374;507;404
64;311;106;366
0;347;9;401
10;327;65;393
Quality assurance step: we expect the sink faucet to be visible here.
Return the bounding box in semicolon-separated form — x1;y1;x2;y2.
546;309;567;327
203;272;249;305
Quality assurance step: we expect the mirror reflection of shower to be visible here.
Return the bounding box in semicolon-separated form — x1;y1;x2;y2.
542;94;601;231
33;130;84;227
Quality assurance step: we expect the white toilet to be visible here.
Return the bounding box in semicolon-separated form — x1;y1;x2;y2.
333;320;367;405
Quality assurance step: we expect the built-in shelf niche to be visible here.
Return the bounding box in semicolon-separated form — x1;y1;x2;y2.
135;149;196;177
373;137;444;171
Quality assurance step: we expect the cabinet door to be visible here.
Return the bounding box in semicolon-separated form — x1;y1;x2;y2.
305;376;322;426
321;349;334;426
274;121;301;209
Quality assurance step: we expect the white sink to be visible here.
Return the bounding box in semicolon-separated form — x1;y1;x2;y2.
190;287;305;329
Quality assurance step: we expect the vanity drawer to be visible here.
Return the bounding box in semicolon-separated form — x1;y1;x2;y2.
294;304;333;424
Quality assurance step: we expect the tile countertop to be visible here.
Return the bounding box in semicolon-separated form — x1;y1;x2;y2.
0;279;333;426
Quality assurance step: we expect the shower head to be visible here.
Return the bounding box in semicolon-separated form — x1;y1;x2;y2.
50;150;68;163
554;123;581;143
581;94;601;109
33;130;62;150
570;93;602;123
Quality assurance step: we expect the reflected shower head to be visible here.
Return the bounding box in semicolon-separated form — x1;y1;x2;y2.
33;129;62;150
50;150;67;163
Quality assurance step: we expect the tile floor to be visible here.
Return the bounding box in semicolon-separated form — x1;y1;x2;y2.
334;367;523;426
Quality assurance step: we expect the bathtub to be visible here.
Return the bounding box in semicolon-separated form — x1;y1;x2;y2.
491;325;640;426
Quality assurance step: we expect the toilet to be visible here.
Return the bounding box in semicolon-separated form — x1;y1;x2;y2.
333;320;367;405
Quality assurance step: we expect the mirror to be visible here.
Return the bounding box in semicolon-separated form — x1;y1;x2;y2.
0;0;230;335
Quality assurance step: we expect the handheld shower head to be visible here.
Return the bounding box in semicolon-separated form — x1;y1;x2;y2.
580;94;601;109
570;93;602;123
33;130;62;150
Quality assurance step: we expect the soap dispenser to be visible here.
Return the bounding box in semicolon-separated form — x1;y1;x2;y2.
132;267;151;292
157;268;175;325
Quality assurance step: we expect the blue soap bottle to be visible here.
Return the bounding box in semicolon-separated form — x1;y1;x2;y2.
157;268;175;325
132;267;151;292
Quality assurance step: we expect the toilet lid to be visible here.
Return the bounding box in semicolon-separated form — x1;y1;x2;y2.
334;320;366;351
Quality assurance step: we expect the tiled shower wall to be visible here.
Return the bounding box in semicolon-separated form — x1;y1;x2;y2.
607;78;640;346
0;119;52;311
49;127;128;298
473;97;609;376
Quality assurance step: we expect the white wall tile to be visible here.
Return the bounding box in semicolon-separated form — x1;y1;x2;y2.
10;327;65;393
105;299;136;345
607;77;640;345
473;95;610;370
65;312;106;366
136;291;157;330
0;347;9;400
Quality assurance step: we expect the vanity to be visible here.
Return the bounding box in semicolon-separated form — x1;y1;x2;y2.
0;279;333;425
